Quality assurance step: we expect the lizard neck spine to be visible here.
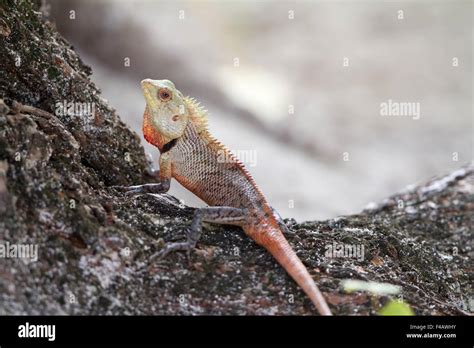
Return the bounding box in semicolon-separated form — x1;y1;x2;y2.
189;113;268;207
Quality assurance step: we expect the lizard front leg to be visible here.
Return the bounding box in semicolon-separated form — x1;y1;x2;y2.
155;207;248;258
116;180;170;196
114;152;172;195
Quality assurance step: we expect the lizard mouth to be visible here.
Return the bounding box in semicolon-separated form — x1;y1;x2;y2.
141;78;153;88
141;81;159;108
142;88;152;101
141;80;152;95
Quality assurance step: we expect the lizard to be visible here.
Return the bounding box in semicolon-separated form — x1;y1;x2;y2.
117;78;332;315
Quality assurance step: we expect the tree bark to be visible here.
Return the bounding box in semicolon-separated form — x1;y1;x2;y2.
0;0;472;315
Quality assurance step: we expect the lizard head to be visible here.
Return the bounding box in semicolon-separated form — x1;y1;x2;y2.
141;79;190;145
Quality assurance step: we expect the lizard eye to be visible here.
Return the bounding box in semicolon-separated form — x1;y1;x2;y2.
158;88;172;101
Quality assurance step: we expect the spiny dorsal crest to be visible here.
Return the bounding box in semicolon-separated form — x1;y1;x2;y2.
184;96;264;197
184;96;209;133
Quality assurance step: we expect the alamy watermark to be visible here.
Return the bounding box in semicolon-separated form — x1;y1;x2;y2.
55;100;96;118
380;99;420;120
217;149;258;167
0;242;38;262
325;242;364;261
18;322;55;341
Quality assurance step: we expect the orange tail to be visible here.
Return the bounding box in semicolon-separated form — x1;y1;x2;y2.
254;228;332;315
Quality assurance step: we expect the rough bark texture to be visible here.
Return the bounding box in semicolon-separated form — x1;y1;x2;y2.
0;0;472;315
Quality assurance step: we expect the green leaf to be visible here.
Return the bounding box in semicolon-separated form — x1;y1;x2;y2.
379;300;414;316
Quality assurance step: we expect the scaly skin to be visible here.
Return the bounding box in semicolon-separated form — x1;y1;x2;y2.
119;79;332;315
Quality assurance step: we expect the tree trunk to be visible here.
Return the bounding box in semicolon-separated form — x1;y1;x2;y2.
0;0;472;315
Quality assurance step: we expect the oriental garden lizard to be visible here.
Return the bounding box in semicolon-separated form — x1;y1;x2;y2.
116;79;332;315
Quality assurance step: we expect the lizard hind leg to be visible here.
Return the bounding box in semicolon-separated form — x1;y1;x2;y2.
154;206;248;259
271;206;291;234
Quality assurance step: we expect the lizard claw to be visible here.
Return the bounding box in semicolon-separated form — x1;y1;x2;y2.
111;185;129;192
123;188;143;196
152;247;171;260
111;185;143;196
152;241;194;260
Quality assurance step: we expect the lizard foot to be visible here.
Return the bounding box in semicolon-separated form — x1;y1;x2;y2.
152;207;247;261
152;240;195;259
111;182;170;196
111;185;145;196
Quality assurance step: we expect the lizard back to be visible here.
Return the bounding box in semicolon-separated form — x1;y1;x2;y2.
170;122;268;212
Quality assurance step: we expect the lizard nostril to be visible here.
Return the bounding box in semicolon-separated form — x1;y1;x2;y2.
172;115;180;122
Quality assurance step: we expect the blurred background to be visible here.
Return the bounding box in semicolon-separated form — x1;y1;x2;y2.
48;0;472;221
